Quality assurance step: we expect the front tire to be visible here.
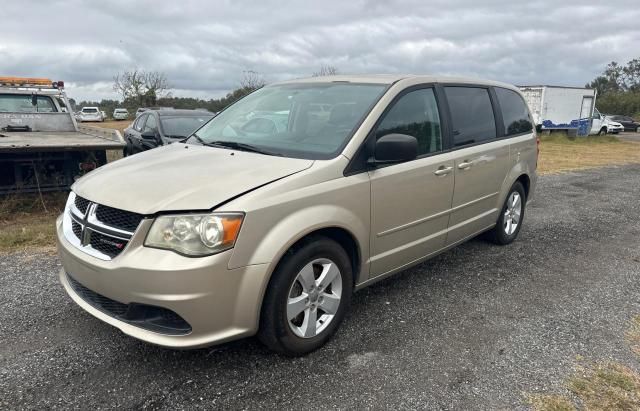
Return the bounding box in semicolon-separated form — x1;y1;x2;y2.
598;127;607;136
487;182;526;245
258;236;353;356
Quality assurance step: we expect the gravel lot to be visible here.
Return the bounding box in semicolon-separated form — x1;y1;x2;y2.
2;165;640;410
619;130;640;142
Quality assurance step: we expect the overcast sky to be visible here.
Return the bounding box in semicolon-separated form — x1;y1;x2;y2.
1;0;639;101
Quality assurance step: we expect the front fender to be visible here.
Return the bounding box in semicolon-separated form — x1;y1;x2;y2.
229;204;369;279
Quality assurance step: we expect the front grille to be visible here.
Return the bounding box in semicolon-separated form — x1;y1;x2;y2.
95;205;143;233
71;220;82;240
89;231;128;258
66;192;147;260
67;274;192;335
74;195;90;214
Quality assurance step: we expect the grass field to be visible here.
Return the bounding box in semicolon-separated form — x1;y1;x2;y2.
538;133;640;174
1;132;639;253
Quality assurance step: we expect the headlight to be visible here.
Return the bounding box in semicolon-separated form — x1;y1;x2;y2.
145;213;244;256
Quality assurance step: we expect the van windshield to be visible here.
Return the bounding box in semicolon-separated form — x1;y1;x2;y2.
193;83;387;159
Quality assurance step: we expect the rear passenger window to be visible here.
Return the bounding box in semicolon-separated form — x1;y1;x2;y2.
376;88;442;156
444;87;496;146
495;88;532;136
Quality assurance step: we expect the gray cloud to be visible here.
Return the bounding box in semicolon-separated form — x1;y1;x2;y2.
1;0;639;101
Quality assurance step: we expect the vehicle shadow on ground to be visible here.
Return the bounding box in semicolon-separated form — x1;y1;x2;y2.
100;234;506;364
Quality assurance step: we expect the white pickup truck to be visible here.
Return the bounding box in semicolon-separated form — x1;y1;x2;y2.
0;77;125;194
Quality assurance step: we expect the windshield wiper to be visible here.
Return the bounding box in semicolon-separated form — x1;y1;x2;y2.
204;140;282;156
183;134;205;144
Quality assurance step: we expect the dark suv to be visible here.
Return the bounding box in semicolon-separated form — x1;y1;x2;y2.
123;109;214;155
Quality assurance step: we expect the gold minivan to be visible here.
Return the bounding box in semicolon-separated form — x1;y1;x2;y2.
57;75;537;355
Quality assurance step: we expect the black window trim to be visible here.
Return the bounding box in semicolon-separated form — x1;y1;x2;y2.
344;83;450;176
343;82;535;176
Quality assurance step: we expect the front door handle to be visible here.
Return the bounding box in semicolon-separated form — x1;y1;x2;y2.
434;166;453;176
458;161;473;170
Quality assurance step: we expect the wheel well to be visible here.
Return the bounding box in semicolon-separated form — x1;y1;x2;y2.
516;174;531;199
286;227;361;285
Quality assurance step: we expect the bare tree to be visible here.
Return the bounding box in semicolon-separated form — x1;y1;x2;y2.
113;69;171;105
312;65;339;77
143;71;171;100
239;70;266;92
113;69;145;102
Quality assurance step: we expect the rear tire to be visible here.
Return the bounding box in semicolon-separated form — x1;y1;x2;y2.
258;236;353;356
487;182;526;245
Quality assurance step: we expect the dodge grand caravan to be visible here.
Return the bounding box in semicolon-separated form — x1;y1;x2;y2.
57;75;537;356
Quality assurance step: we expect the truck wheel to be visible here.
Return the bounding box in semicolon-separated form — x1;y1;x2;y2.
258;236;353;356
598;127;607;136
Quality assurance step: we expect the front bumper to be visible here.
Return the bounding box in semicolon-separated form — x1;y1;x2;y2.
609;126;624;133
56;215;270;348
79;116;101;122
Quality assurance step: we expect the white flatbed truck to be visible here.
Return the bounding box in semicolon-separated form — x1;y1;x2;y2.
0;77;125;194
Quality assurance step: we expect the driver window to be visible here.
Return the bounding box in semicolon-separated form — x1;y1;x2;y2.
143;115;157;133
376;88;442;156
134;114;146;131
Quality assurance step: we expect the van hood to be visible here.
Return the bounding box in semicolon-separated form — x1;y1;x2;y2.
72;144;314;215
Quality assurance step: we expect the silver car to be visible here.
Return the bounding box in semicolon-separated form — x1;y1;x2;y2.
113;108;129;120
78;107;103;122
57;75;537;355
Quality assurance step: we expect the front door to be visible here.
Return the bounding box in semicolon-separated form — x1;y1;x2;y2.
590;108;604;135
579;96;594;136
369;87;454;277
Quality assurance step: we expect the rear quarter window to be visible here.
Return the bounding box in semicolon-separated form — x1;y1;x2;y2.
494;88;533;136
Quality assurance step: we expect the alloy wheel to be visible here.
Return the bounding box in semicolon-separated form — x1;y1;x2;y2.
287;258;343;338
503;192;522;235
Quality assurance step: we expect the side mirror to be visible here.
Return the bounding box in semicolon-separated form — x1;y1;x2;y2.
369;133;418;165
140;130;162;145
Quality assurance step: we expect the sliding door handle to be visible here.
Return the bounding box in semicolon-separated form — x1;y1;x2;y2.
458;161;473;170
434;166;453;176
